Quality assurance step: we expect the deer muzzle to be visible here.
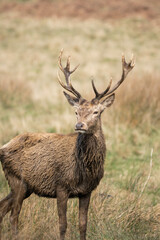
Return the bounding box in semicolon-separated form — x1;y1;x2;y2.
75;122;88;133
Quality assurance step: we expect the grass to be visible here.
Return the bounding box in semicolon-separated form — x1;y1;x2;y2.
0;8;160;240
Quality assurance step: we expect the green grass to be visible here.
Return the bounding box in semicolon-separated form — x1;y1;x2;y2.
0;10;160;240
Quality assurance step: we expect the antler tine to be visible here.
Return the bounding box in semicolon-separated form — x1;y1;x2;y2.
92;55;134;101
57;71;71;92
91;79;99;98
58;50;81;99
92;78;112;100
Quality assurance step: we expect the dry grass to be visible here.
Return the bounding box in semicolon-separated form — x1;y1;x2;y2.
113;74;160;129
0;76;32;107
1;178;160;240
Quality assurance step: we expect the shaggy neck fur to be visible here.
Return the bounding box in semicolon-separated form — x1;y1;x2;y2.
75;118;106;188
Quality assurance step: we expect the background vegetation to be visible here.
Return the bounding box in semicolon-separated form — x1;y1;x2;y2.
0;0;160;239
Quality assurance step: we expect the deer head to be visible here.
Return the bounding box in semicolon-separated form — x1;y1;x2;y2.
58;51;134;134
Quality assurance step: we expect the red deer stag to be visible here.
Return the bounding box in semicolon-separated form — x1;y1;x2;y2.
0;51;134;240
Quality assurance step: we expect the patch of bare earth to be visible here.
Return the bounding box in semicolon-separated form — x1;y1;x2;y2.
0;0;160;22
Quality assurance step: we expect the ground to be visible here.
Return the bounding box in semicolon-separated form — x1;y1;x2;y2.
0;0;160;22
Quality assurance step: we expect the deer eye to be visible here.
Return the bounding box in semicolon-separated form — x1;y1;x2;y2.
93;111;98;115
75;111;78;115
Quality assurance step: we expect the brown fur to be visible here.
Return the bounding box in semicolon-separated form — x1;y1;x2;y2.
1;130;105;198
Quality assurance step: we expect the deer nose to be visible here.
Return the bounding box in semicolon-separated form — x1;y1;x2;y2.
75;122;84;130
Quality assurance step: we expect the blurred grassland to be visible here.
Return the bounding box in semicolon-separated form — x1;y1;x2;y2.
0;10;160;240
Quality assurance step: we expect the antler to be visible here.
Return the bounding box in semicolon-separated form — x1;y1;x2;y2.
57;50;82;99
92;55;135;101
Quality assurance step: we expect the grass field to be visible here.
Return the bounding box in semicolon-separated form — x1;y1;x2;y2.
0;1;160;239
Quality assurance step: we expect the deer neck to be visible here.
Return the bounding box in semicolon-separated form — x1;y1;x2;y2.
75;118;106;167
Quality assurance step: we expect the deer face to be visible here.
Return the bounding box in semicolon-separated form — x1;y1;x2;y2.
64;92;115;133
75;101;100;133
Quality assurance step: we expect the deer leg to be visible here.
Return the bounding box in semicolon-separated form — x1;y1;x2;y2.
9;177;30;237
10;199;23;236
79;193;91;240
57;187;68;240
0;192;13;239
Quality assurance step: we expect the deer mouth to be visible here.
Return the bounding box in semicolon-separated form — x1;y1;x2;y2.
75;129;87;133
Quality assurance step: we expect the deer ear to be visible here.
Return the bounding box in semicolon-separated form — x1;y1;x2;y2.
101;93;115;110
63;91;79;107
